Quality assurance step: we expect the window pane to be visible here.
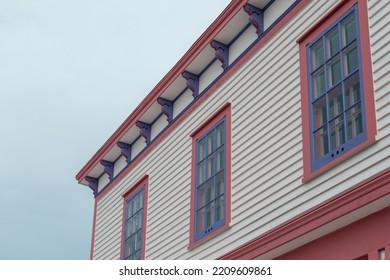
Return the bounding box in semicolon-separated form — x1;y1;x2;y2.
216;123;224;148
343;43;358;75
198;138;206;161
326;26;340;58
198;160;206;184
345;72;360;108
313;95;327;129
314;126;329;160
215;196;224;223
312;67;325;98
124;238;131;258
197;184;205;209
206;154;214;179
328;56;342;87
205;179;214;205
127;201;133;218
216;147;224;172
346;102;363;140
196;208;205;233
341;13;356;46
311;39;324;69
205;202;215;228
328;84;343;119
215;172;224;197
207;131;214;155
330;116;345;150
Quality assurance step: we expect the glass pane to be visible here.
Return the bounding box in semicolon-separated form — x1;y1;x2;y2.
198;138;206;161
124;238;131;258
311;39;324;69
345;72;360;108
216;147;224;172
125;220;131;238
139;190;144;209
206;154;214;178
343;43;358;75
196;208;205;233
215;196;224;222
205;179;214;205
326;26;340;59
126;201;133;218
205;202;215;228
132;196;138;214
137;211;143;231
207;131;214;155
216;123;224;148
134;250;141;260
330;116;345;150
312;67;325;98
197;184;205;209
314;126;329;160
341;13;356;47
346;102;363;140
135;230;142;252
328;84;343;119
313;95;327;129
130;234;136;255
215;172;224;197
328;56;341;87
198;160;206;184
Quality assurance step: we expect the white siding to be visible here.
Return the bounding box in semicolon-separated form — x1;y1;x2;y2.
264;0;296;30
92;0;390;259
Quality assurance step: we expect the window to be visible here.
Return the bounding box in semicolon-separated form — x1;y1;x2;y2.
298;0;376;181
189;103;231;248
121;175;148;259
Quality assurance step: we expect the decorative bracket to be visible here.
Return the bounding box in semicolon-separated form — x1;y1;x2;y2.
100;160;114;181
136;121;151;144
85;176;98;197
182;71;199;99
157;97;174;122
244;4;264;36
117;142;132;163
210;40;229;70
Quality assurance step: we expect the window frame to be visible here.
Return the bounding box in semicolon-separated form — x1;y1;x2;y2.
189;103;232;249
298;0;376;182
120;175;149;260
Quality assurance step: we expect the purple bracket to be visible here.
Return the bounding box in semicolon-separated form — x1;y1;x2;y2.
210;40;229;70
157;97;174;122
117;142;132;163
244;3;264;36
85;176;98;197
100;160;114;181
136;121;151;144
182;71;199;99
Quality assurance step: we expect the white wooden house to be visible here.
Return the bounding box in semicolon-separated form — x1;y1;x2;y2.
76;0;390;260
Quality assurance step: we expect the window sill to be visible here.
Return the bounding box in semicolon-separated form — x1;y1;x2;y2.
188;223;231;251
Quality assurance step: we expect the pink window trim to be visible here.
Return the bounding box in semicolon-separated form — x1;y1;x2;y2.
119;174;149;260
298;0;377;182
189;103;232;250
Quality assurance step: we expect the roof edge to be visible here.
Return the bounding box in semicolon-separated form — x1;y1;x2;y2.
76;0;247;182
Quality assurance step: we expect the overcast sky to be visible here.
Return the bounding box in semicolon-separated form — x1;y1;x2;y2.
0;0;231;259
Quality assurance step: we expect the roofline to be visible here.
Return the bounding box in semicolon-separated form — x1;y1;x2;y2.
76;0;248;182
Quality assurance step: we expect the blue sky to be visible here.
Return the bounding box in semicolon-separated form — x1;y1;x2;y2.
0;0;230;259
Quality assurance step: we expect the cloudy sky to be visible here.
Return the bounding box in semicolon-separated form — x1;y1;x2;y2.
0;0;230;259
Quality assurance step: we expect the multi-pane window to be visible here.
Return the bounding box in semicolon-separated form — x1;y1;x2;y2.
123;188;145;260
195;119;226;241
308;6;366;171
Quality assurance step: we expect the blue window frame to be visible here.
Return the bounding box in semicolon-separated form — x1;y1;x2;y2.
123;188;145;260
194;119;226;241
307;5;367;171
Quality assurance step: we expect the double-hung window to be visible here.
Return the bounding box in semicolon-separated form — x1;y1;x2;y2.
298;0;376;181
190;103;231;248
121;175;148;259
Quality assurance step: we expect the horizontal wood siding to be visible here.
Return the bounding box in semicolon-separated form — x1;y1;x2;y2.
92;0;390;259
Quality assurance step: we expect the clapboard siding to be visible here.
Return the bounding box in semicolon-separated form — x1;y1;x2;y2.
92;0;390;259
